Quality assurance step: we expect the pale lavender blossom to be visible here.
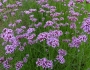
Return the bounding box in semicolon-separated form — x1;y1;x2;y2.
78;35;87;42
56;55;65;64
37;32;49;42
2;60;11;69
81;17;90;34
5;45;16;54
0;56;5;63
36;58;53;69
58;49;67;56
0;2;2;6
86;0;90;3
15;61;23;70
46;37;59;48
44;21;54;28
3;0;7;3
15;19;22;24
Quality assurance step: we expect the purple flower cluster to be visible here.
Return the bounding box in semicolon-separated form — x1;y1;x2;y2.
81;17;90;34
24;9;36;14
68;0;75;7
58;49;67;56
69;35;87;48
0;0;90;69
37;32;49;42
44;21;54;28
29;15;37;22
0;28;21;54
0;28;14;42
15;54;29;70
2;57;13;69
36;58;53;69
76;0;84;3
27;28;35;34
78;35;87;42
0;56;5;63
15;28;24;34
68;16;78;22
15;19;22;24
49;30;63;38
86;0;90;3
23;54;29;63
5;45;16;54
37;30;63;48
56;49;67;64
15;61;23;70
70;23;76;29
47;37;59;48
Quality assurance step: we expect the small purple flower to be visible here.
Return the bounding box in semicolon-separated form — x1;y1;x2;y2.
24;10;31;14
15;28;24;34
58;49;67;56
15;19;22;24
15;61;23;70
0;2;2;6
56;55;65;64
36;58;53;69
69;37;81;48
27;28;35;34
86;0;90;3
19;46;24;51
11;12;15;16
76;0;84;3
26;54;29;58
3;0;7;3
37;32;49;42
70;23;76;29
3;60;11;69
5;45;15;54
0;56;5;63
48;30;63;38
46;37;59;48
44;21;54;28
21;26;26;29
81;17;90;34
78;35;87;42
68;0;75;7
23;57;27;63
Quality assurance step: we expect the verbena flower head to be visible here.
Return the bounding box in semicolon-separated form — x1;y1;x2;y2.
15;19;22;24
70;23;76;29
5;45;16;54
68;0;75;7
37;32;49;42
48;30;63;38
44;21;54;28
58;49;67;56
86;0;90;3
0;2;2;6
56;55;65;64
2;59;11;69
15;61;23;70
69;36;81;48
27;28;35;34
81;17;90;34
46;37;59;48
76;0;84;3
78;35;87;42
3;0;7;3
0;56;5;63
36;58;53;69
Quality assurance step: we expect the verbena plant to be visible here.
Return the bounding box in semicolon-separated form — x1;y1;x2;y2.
0;0;90;70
